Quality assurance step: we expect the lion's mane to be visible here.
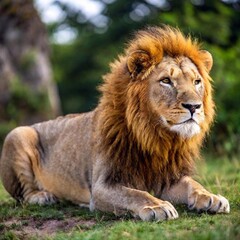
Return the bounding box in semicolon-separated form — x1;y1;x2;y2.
97;26;214;192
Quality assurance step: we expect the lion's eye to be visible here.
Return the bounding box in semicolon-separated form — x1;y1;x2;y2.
160;78;172;85
194;79;201;85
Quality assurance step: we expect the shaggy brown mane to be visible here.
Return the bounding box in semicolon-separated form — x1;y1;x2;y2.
97;26;214;195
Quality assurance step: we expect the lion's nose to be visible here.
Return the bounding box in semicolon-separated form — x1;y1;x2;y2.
182;103;201;115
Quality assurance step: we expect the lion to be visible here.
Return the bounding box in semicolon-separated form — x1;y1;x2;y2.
0;26;230;221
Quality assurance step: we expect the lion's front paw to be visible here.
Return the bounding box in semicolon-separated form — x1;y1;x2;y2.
139;201;179;221
188;189;230;214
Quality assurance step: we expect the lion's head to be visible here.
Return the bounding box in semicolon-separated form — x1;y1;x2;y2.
147;55;210;138
98;26;215;187
125;26;214;139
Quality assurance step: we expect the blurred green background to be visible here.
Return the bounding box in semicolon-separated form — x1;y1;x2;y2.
0;0;240;157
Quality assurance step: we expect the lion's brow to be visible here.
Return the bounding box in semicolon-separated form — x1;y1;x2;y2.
180;66;198;80
168;66;181;78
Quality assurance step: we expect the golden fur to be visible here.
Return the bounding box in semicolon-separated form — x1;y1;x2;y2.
0;26;229;221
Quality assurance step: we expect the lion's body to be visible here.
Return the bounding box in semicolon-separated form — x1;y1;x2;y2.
0;112;95;204
0;26;230;220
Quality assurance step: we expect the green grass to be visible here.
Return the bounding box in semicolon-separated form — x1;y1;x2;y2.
0;157;239;240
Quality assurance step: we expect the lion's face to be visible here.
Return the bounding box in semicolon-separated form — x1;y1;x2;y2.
149;56;205;138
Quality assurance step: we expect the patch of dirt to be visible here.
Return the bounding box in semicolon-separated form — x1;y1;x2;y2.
2;217;96;239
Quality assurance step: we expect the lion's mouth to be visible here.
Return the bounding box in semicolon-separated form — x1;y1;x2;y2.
168;118;201;138
167;118;198;126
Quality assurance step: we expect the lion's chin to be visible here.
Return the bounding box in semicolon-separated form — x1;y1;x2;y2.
169;121;200;138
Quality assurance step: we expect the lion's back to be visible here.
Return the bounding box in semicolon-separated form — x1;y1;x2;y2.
32;110;96;170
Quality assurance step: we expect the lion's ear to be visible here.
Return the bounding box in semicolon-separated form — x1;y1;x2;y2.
127;50;152;79
199;50;213;73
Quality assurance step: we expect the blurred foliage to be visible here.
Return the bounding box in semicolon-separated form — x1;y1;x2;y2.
0;76;52;147
49;0;240;156
8;77;51;121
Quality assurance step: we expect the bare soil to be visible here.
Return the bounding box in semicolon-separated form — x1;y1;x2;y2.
2;217;96;239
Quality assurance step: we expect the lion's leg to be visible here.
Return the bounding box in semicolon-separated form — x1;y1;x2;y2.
91;181;178;221
161;176;230;213
0;126;56;205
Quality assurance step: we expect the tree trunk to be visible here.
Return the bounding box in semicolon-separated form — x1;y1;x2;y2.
0;0;61;145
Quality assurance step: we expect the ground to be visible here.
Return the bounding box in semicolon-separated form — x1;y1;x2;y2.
0;157;239;240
